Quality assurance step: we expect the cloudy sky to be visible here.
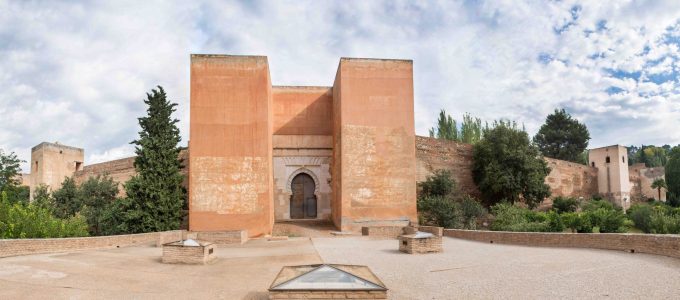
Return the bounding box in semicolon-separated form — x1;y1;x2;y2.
2;0;680;172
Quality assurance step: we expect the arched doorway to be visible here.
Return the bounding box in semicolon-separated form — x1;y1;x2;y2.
290;173;317;219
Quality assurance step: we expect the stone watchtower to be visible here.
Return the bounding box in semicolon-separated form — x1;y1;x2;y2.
588;145;631;209
29;142;84;200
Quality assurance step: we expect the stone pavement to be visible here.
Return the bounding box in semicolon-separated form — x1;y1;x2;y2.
1;236;679;299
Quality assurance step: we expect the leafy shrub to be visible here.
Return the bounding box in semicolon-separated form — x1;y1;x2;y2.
459;195;487;229
581;199;617;212
0;197;89;238
561;212;593;233
490;203;558;232
546;210;564;232
648;212;680;234
552;197;578;213
417;195;462;228
627;204;654;233
588;208;626;233
418;170;456;198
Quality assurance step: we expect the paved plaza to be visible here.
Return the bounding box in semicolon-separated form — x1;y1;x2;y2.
0;237;678;299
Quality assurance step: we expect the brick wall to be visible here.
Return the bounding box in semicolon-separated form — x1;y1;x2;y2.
186;230;248;244
72;149;189;197
162;242;216;264
444;229;680;259
543;158;599;205
416;136;600;205
415;136;480;198
361;226;406;239
0;230;184;258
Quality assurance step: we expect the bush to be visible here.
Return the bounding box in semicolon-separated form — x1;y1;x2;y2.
459;195;487;229
648;212;680;234
418;170;455;198
581;199;617;212
0;197;89;238
588;208;626;233
627;204;654;233
552;197;578;213
417;195;462;228
490;203;556;232
561;212;593;233
546;210;564;232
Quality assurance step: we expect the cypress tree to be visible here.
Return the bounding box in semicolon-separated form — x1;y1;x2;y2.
123;86;185;233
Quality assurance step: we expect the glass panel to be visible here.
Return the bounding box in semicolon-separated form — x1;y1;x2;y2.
274;265;383;290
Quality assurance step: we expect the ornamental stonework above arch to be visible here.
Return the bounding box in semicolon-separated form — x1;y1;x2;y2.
286;168;321;195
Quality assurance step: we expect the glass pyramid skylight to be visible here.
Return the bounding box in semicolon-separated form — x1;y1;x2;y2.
270;264;386;291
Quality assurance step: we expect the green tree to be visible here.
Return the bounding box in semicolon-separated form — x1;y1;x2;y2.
32;184;52;210
0;149;28;204
0;149;23;191
651;178;667;202
79;176;119;235
533;109;590;163
460;113;483;144
666;147;680;204
121;86;186;233
430;109;457;141
51;177;82;219
473;122;551;208
418;170;456;198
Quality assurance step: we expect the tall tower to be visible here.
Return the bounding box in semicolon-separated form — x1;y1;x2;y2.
588;145;630;209
29;142;84;200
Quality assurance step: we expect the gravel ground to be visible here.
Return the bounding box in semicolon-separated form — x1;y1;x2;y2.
1;236;678;299
312;236;680;299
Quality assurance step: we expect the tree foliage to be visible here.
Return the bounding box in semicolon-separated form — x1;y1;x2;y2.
533;109;590;163
52;177;82;219
628;145;670;167
0;193;88;238
666;147;680;203
417;171;486;229
651;178;667;201
472;122;551;208
0;149;28;204
429;110;483;144
79;176;118;236
118;86;186;233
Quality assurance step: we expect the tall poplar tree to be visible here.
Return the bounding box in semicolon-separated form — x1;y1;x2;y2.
122;86;185;233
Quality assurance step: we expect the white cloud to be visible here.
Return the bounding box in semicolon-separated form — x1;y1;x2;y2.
1;0;680;172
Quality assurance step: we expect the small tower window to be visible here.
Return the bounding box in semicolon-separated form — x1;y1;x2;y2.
606;156;611;163
591;162;595;167
622;156;625;163
75;161;83;171
35;161;38;171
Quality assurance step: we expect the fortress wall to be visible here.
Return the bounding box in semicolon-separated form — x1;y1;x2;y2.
415;136;481;198
333;58;417;231
415;136;599;205
72;150;188;197
543;157;599;205
272;86;333;135
188;55;274;237
74;157;136;196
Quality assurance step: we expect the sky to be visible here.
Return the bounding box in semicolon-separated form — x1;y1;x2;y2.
2;0;680;172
